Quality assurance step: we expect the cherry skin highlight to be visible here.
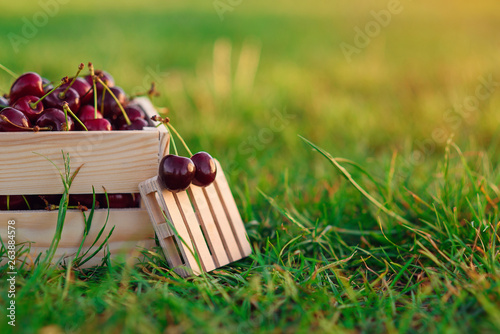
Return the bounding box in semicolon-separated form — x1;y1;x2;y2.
158;155;196;192
9;72;44;103
11;95;44;122
0;107;32;132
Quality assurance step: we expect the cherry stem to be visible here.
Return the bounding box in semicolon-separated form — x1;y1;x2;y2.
0;64;17;79
88;62;98;119
32;126;52;132
166;123;192;156
30;77;69;109
170;131;178;155
130;82;159;99
60;63;84;99
100;88;106;115
0;115;50;131
63;102;88;131
96;77;131;125
62;103;69;131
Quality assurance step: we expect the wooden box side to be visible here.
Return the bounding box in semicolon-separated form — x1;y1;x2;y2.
0;98;168;195
0;209;156;267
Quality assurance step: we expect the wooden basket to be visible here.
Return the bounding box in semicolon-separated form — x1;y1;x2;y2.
0;97;166;267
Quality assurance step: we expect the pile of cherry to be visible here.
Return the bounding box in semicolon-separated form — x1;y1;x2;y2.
0;63;217;211
0;63;148;132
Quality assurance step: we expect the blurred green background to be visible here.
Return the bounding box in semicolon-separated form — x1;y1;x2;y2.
1;0;499;205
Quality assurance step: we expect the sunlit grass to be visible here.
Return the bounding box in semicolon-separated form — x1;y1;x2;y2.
0;0;500;332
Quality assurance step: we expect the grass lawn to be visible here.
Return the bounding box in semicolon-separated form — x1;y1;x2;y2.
1;0;500;332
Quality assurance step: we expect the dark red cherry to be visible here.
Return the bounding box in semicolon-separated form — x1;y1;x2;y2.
116;105;145;128
158;155;196;192
0;96;9;110
119;118;148;131
103;193;141;208
84;70;114;91
0;107;32;132
78;105;102;122
96;86;127;119
26;195;62;210
9;72;44;103
0;195;29;210
77;105;102;130
190;152;217;187
11;95;44;122
43;87;80;113
61;77;92;105
124;106;145;120
36;108;74;131
69;194;100;209
42;77;53;94
25;195;47;210
83;118;112;131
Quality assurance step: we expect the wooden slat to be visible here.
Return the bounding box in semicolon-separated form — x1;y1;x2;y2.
188;186;230;267
12;239;155;269
159;189;201;275
0;131;159;195
174;191;216;272
0;209;155;267
203;184;242;261
0;98;167;196
214;160;252;257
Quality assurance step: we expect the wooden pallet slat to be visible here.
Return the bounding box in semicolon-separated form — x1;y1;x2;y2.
188;186;230;268
213;160;252;257
175;191;216;272
203;184;243;262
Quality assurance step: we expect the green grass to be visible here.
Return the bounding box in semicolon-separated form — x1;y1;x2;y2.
1;0;500;332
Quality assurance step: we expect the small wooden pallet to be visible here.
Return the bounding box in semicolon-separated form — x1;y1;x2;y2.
139;160;252;277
